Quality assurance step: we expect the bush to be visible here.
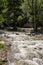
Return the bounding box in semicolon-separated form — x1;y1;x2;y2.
0;43;5;49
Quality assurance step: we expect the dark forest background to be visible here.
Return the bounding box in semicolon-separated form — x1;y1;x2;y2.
0;0;43;32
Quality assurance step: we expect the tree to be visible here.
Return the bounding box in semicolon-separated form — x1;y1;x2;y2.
5;0;22;30
0;0;8;28
33;0;43;31
21;0;29;22
22;0;43;31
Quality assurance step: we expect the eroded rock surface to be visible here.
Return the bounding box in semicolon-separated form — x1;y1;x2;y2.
2;32;43;65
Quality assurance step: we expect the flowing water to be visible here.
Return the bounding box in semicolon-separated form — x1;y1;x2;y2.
2;32;43;65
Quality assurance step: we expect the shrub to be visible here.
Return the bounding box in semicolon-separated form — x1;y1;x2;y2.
0;43;5;49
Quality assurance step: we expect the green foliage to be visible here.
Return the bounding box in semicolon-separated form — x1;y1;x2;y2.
4;0;22;29
0;43;5;49
0;0;8;26
22;0;43;31
0;0;43;31
17;16;23;21
0;14;4;23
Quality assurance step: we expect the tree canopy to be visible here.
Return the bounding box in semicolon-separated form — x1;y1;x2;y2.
0;0;43;31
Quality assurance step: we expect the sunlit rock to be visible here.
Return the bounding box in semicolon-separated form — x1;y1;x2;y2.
17;60;39;65
33;58;43;65
2;32;43;65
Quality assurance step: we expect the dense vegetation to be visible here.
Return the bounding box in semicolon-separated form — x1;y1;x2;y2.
0;0;43;32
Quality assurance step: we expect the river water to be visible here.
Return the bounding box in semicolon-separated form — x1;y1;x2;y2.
3;32;43;65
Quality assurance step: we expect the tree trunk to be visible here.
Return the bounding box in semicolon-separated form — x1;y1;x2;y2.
34;0;37;32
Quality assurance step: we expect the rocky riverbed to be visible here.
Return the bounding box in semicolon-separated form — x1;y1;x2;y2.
0;31;43;65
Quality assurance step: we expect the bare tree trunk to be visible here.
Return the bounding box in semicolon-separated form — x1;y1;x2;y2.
34;0;37;32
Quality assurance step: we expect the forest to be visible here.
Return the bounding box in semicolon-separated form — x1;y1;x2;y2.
0;0;43;32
